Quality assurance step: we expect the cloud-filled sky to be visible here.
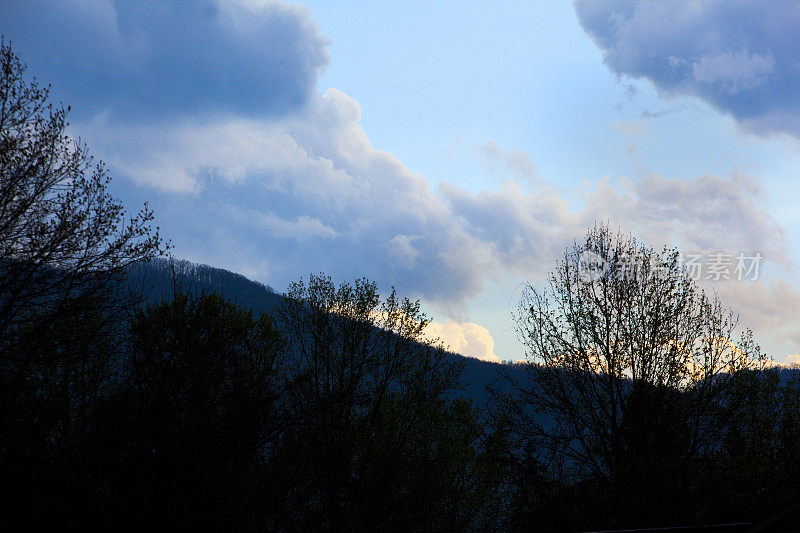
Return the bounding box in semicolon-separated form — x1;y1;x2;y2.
3;0;799;363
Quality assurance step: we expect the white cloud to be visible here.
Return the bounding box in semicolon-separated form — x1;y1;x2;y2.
581;172;789;266
714;281;800;350
426;318;500;363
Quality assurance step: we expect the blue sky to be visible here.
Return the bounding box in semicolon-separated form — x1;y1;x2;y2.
3;0;799;363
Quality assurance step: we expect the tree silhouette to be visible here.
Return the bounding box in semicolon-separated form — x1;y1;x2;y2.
0;39;166;529
112;291;284;530
270;274;499;529
491;225;768;529
0;39;165;349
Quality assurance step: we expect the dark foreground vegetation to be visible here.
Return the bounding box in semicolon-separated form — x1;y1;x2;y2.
2;39;800;532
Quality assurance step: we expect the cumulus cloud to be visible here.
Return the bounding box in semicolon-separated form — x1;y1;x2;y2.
79;95;792;339
442;143;788;279
0;0;329;121
581;171;789;265
714;281;800;349
574;0;800;138
5;0;795;354
441;179;581;278
426;319;500;363
103;94;792;315
86;89;489;306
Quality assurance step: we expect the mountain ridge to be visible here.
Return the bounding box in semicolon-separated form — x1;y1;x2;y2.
125;257;516;404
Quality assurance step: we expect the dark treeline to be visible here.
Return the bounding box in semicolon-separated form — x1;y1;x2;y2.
3;39;800;531
4;259;800;531
1;268;507;530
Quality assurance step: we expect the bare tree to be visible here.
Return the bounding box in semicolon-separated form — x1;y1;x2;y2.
491;225;767;526
0;39;166;345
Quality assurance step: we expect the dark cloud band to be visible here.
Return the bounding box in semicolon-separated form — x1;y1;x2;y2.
575;0;800;139
0;0;329;121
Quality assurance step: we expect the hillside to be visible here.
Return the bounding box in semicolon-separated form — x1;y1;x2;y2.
125;257;517;404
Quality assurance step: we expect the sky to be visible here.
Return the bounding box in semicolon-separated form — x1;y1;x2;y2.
2;0;800;364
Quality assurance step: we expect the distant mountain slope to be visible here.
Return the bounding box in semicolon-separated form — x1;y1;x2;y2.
126;258;283;314
125;258;517;404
